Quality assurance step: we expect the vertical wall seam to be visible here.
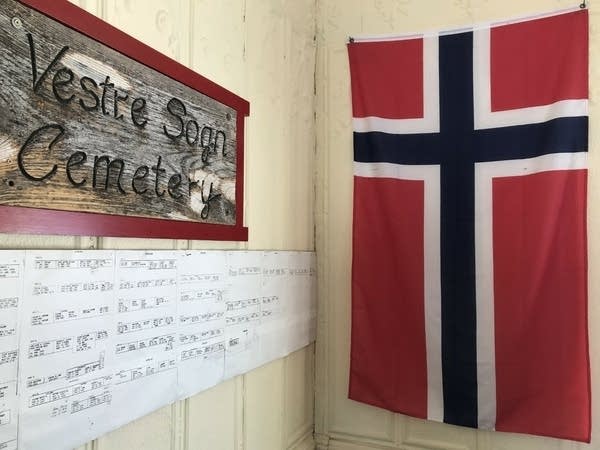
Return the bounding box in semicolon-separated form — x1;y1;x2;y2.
282;357;289;449
313;0;332;439
312;0;319;255
313;0;322;433
242;0;247;61
99;0;106;22
182;399;190;450
188;0;195;70
170;402;177;450
240;375;246;450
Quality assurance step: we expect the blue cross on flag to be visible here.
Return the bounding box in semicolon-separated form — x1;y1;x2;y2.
348;8;590;442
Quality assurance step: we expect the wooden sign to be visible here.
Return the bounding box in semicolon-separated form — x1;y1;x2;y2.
0;0;249;240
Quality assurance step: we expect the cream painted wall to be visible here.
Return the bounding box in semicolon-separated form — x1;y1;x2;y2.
1;0;317;449
315;1;599;450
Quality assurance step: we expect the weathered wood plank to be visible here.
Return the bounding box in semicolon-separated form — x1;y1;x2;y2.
0;0;240;226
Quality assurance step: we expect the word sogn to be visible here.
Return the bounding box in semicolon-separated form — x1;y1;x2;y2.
16;33;232;219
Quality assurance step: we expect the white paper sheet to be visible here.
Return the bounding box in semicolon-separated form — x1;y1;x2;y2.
286;252;318;353
224;251;263;378
176;251;226;399
0;248;315;450
109;251;179;432
0;251;23;450
18;251;116;450
259;251;291;365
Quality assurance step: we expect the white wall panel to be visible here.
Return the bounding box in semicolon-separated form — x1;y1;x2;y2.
244;0;316;251
285;345;316;449
0;234;81;249
290;432;318;450
185;378;243;450
403;418;476;450
104;0;191;65
244;360;285;450
190;0;247;98
95;406;175;450
476;430;579;450
71;0;102;17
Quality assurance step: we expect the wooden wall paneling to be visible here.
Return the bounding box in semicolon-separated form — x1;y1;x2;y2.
475;430;578;450
95;406;175;450
98;236;178;250
188;0;247;255
185;378;243;450
75;443;95;450
69;0;103;17
289;431;318;450
171;400;187;450
313;20;330;447
104;0;191;66
244;360;286;450
284;345;316;449
280;0;317;251
403;418;477;450
190;0;247;99
0;234;80;249
244;0;292;250
327;439;397;450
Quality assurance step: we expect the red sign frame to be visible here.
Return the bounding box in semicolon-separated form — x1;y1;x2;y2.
0;0;249;241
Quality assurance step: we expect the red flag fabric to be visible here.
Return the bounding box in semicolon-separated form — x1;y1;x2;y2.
348;9;590;442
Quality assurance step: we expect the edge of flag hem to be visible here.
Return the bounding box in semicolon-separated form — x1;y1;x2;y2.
348;6;582;43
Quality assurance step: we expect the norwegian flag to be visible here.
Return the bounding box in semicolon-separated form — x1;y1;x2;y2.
348;9;590;442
